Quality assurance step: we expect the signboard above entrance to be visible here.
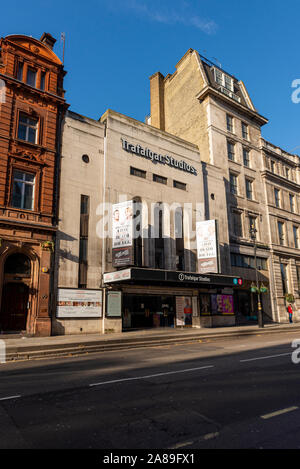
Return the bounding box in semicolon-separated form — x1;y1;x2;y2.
121;138;197;176
103;268;243;288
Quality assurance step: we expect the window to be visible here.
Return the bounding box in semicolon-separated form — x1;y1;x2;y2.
215;68;233;88
242;122;249;139
17;62;24;81
26;68;37;87
278;221;285;245
280;263;288;295
296;266;300;292
11;170;35;210
153;174;167;185
173;180;186;191
243;148;250;167
175;207;184;270
270;160;276;173
224;74;234;91
289;194;295;213
154;203;165;269
214;68;224;86
293;226;299;249
17;113;38;144
130;166;146;179
227;141;235;161
4;253;31;276
133;198;143;267
249;215;257;234
78;195;90;288
213;67;240;101
80;194;89;216
229;173;238;195
231;253;267;270
82;154;90;164
286;167;290;179
232;211;243;237
274;188;281;208
226;114;234;132
40;71;46;91
245;178;253;200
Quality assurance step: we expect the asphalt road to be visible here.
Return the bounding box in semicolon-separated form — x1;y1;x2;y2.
1;329;300;450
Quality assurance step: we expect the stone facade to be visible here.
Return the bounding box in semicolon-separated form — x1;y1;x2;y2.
0;33;67;336
56;108;240;334
149;48;300;323
261;139;300;322
53;111;105;335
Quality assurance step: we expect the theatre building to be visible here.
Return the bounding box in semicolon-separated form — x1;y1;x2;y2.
0;33;67;336
55;108;244;335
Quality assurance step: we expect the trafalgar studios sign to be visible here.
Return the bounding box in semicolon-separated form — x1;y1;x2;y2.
112;200;134;267
121;139;197;176
196;220;219;274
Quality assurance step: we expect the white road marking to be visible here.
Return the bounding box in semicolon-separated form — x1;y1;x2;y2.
89;365;214;387
240;352;291;363
202;431;219;440
169;432;219;449
261;406;298;420
169;440;194;449
0;395;21;401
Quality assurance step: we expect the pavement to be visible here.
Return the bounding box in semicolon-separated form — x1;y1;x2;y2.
1;321;300;362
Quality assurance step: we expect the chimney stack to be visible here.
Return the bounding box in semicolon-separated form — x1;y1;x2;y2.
40;32;56;50
150;72;165;131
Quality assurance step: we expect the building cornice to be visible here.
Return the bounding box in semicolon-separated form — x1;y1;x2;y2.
0;73;67;105
196;86;268;127
261;170;300;190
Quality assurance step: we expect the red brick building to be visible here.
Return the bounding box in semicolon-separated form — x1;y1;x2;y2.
0;32;67;336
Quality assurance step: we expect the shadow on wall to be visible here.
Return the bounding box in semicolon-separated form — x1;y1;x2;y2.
56;230;79;264
201;162;231;275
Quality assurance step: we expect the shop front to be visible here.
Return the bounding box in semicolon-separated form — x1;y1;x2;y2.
103;268;243;330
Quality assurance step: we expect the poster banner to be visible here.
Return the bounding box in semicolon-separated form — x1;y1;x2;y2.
112;200;134;267
56;289;102;318
107;291;122;317
196;220;218;274
211;294;234;316
176;296;193;326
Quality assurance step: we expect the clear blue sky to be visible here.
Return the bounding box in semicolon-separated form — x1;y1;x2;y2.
2;0;300;153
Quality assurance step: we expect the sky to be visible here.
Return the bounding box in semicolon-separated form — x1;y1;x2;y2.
2;0;300;153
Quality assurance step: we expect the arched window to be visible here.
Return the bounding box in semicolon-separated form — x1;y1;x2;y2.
4;253;31;276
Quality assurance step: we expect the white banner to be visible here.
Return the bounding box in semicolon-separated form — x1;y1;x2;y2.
196;220;218;273
56;289;102;318
112;200;133;249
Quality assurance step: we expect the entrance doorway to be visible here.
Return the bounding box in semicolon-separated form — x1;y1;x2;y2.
123;295;175;329
234;291;258;324
0;283;29;331
0;252;31;333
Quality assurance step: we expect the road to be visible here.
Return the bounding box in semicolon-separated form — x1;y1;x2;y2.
1;329;300;449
